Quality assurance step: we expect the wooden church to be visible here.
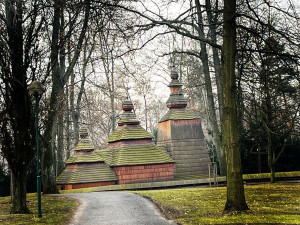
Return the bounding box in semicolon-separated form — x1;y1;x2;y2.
57;100;174;189
57;68;211;190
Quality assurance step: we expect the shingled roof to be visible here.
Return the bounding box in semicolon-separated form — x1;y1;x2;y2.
73;139;94;151
66;152;104;164
100;98;174;167
159;109;199;122
56;126;118;186
56;164;117;184
107;125;153;143
96;145;174;166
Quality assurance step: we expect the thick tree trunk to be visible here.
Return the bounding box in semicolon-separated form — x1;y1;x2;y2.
195;0;226;175
11;168;29;213
42;118;59;194
3;0;35;213
222;0;248;212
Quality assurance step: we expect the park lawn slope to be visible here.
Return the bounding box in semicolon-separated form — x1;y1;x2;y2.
0;193;77;225
132;183;300;224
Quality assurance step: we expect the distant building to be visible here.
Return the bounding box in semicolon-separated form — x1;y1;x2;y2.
157;67;211;177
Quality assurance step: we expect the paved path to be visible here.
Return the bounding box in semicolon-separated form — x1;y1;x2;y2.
59;192;176;225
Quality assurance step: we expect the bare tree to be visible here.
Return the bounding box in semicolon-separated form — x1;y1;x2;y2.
0;0;41;213
222;0;248;212
42;0;90;194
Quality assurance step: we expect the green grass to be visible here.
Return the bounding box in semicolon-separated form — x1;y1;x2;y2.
0;193;77;225
58;171;299;194
131;183;300;224
243;171;300;180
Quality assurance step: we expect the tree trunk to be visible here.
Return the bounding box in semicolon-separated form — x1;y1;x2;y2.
65;81;71;159
195;0;226;175
266;121;276;183
110;60;116;132
41;0;60;194
100;31;116;133
42;0;90;194
10;172;14;203
57;114;65;176
42;117;59;194
205;0;223;121
144;94;148;131
57;5;66;169
110;95;116;132
72;65;86;141
11;168;30;213
70;68;78;145
3;0;35;213
222;0;248;212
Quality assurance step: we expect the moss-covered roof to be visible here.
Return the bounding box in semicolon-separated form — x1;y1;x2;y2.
118;113;139;124
118;107;140;125
107;125;153;143
56;164;117;184
96;145;174;166
166;93;187;107
95;148;113;164
159;109;199;122
73;139;94;151
66;152;104;164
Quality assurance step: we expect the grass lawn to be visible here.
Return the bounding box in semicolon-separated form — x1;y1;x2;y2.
132;182;300;224
0;193;78;225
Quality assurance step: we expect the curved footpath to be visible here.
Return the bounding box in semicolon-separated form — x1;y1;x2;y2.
58;192;176;225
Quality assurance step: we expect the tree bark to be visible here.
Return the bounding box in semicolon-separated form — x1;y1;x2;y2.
57;114;65;176
2;0;35;213
65;82;71;159
42;0;90;194
205;0;223;121
266;127;275;183
222;0;249;212
42;0;61;194
11;168;30;213
195;0;226;175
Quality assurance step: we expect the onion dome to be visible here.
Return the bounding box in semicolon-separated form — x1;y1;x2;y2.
166;67;187;109
118;98;140;126
160;67;198;122
74;126;94;151
122;98;134;111
79;126;88;139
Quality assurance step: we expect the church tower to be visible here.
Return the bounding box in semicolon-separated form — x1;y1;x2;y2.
157;67;210;177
